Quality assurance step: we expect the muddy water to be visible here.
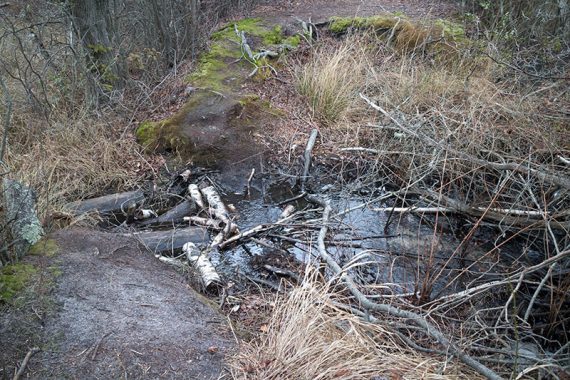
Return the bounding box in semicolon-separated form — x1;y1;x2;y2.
209;167;498;300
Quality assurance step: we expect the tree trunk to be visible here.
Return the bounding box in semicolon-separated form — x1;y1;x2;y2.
70;0;122;92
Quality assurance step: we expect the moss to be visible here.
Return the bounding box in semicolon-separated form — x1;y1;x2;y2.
142;18;292;158
263;25;284;45
135;120;160;148
433;19;465;40
49;266;63;278
0;263;37;302
239;94;260;106
329;14;474;58
283;34;301;47
29;239;59;257
329;15;401;34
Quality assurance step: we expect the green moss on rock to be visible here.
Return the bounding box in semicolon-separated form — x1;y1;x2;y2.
433;19;465;40
29;239;59;257
329;15;402;34
329;14;472;56
0;263;37;302
135;121;161;149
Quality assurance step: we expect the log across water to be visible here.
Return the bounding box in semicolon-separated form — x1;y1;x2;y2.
131;227;209;254
64;190;145;217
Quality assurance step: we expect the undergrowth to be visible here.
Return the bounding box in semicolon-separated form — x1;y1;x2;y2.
231;270;481;379
3;115;142;219
284;13;569;379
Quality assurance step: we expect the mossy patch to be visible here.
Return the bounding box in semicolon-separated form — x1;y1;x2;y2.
329;15;403;34
138;18;291;160
189;18;300;90
329;14;472;56
29;238;59;257
433;19;465;40
0;263;37;302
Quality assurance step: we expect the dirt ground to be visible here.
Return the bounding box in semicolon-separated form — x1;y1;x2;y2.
1;1;458;379
1;230;235;379
253;0;457;25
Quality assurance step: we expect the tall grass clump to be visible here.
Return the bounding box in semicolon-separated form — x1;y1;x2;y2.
295;42;366;126
3;117;142;218
231;270;480;379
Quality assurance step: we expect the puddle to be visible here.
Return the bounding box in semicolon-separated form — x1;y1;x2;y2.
208;174;500;300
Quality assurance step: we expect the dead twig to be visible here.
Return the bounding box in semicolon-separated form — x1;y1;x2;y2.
306;193;503;380
12;347;40;380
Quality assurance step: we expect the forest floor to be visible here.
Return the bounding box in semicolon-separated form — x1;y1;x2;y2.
1;1;462;379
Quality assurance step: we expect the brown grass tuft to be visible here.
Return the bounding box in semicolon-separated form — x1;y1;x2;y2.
295;41;366;126
230;270;481;380
3;115;143;220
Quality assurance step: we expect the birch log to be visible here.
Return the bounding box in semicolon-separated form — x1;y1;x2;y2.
183;242;221;288
188;184;205;209
201;186;237;236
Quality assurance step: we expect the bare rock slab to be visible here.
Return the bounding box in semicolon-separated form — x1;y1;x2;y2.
29;229;233;379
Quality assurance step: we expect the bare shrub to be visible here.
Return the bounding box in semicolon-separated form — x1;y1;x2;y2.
285;17;569;377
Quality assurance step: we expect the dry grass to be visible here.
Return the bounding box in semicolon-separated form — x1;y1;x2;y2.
295;41;367;126
3;114;143;220
231;270;481;380
281;20;569;378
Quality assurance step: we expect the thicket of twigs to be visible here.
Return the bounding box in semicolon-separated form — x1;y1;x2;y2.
232;12;570;380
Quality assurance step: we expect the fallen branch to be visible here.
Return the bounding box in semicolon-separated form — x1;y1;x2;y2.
184;242;221;289
306;194;503;380
359;93;570;190
132;227;209;254
12;347;40;380
188;184;205;209
218;225;266;249
64;190;145;217
202;186;232;232
301;128;319;190
137;199;196;227
276;191;307;206
184;216;223;230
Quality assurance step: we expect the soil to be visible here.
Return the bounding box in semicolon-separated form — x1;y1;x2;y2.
1;229;234;379
253;0;458;26
1;1;458;379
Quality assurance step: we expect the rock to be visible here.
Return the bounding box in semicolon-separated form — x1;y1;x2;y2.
1;179;43;263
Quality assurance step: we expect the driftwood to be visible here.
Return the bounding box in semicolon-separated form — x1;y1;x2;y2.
188;184;205;209
64;190;145;217
1;179;43;263
280;204;296;219
136;199;196;227
201;185;238;238
133;227;209;254
185;216;223;230
184;242;221;288
201;186;230;224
